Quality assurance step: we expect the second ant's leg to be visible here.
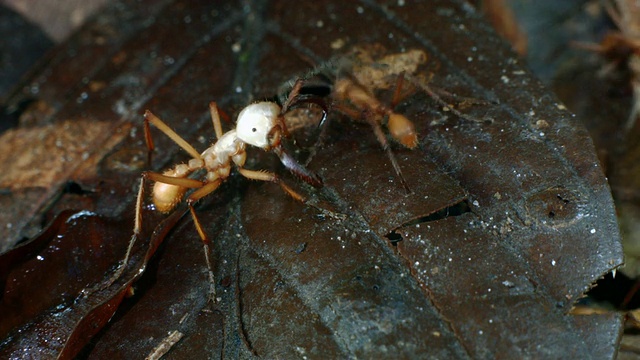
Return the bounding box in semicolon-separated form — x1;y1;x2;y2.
281;78;304;114
391;71;410;108
625;81;640;130
276;79;305;139
238;168;306;203
185;179;223;302
362;110;412;194
402;73;481;123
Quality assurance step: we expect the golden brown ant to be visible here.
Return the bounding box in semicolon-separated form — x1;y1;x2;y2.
276;69;419;193
331;73;418;192
303;47;482;193
111;80;326;299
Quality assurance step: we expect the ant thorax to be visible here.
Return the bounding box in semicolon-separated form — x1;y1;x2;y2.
236;101;281;149
199;101;282;179
202;130;246;171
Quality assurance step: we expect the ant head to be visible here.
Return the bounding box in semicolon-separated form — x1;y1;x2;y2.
236;102;282;149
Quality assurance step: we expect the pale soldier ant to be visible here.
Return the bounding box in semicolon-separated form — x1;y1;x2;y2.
111;81;326;299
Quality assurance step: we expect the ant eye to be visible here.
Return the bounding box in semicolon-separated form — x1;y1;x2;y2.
252;128;257;132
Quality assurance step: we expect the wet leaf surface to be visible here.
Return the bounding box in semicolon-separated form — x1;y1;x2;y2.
0;0;624;358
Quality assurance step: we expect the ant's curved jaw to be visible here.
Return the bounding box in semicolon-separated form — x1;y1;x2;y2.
266;125;283;151
273;143;324;188
291;94;330;129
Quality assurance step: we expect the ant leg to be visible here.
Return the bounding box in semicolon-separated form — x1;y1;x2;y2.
362;110;412;194
209;102;224;139
185;179;223;302
143;116;155;165
144;171;205;188
106;171;203;288
391;71;409;108
237;168;307;203
239;167;347;220
626;85;640;130
273;145;323;188
102;177;145;289
334;102;412;193
281;78;305;114
333;104;364;121
144;110;202;160
401;73;480;123
604;0;623;32
277;79;306;139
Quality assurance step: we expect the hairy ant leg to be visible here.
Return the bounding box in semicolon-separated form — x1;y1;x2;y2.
185;179;223;302
209;101;224;139
390;71;409;107
143;110;202;166
362;109;412;193
111;110;218;298
101;177;145;289
401;73;483;124
238;168;306;203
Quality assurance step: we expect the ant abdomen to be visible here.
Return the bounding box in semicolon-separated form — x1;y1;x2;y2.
388;113;418;149
152;166;191;213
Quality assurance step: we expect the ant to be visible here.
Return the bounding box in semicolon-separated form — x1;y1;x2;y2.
331;73;418;192
309;47;483;193
111;80;326;300
277;69;418;193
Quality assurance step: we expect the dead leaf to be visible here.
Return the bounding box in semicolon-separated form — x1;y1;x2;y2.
0;0;624;358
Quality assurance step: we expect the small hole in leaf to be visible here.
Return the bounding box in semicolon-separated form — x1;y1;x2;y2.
396;199;471;229
63;181;93;195
385;231;403;245
220;276;232;288
295;242;307;254
0;98;38;135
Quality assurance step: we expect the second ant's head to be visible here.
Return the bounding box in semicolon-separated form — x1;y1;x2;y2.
236;102;282;149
